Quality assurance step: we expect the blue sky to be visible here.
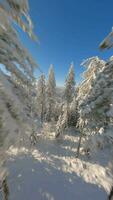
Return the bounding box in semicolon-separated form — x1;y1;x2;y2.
21;0;113;85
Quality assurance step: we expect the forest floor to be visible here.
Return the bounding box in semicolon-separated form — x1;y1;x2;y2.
1;128;113;200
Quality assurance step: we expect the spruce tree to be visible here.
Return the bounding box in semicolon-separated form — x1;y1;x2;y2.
56;63;76;137
64;63;75;126
46;64;56;121
37;74;46;122
0;0;38;147
64;62;75;104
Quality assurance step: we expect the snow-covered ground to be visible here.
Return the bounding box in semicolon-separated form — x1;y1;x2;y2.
1;129;113;200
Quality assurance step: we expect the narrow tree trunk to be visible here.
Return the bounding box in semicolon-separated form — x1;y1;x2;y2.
2;178;9;200
66;102;69;125
108;186;113;200
76;131;83;158
41;104;43;123
55;131;61;138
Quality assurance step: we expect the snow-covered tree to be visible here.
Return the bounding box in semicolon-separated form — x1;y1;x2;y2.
100;27;113;200
37;74;46;122
77;57;105;130
69;87;79;126
55;63;77;137
76;57;105;156
0;0;36;40
46;64;56;121
56;94;78;138
0;0;38;148
77;57;105;105
77;56;113;155
64;63;75;104
63;63;76;126
56;103;68;138
54;102;63;121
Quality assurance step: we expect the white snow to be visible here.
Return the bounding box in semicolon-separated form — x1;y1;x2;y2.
4;129;113;200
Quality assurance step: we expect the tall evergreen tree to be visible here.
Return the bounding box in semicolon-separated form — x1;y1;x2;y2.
76;57;113;156
0;0;38;148
56;63;76;137
46;64;56;121
37;74;46;122
64;63;76;126
77;57;106;131
64;62;75;104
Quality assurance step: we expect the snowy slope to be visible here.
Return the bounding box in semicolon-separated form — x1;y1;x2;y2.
4;129;113;200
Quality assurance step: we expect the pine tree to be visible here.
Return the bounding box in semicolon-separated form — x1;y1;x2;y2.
0;0;38;148
76;56;113;156
46;64;56;121
64;63;75;104
77;57;106;132
55;63;76;137
63;63;76;126
69;87;79;126
100;28;113;200
56;103;68;138
37;74;46;122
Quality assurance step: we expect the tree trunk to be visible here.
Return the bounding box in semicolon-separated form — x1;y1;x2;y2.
2;178;9;200
108;187;113;200
76;131;83;158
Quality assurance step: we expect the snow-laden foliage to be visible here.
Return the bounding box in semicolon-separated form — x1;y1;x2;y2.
56;103;68;138
77;56;113;152
54;102;63;121
63;63;77;126
46;65;56;121
78;57;105;104
64;62;75;104
36;74;46;122
69;88;79;126
56;64;77;137
0;0;36;40
0;0;38;148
